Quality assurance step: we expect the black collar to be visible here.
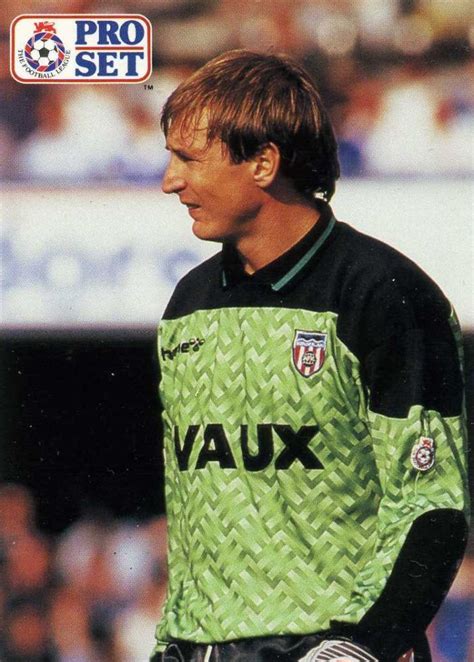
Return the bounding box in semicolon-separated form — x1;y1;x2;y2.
221;202;336;293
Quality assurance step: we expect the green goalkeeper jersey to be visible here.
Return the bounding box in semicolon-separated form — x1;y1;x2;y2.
154;206;469;655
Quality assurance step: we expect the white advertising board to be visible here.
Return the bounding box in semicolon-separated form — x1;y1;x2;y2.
1;179;472;330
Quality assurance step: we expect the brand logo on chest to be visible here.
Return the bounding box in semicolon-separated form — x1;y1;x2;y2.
173;423;324;472
161;337;205;361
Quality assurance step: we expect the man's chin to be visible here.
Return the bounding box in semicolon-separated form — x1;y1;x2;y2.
192;220;224;243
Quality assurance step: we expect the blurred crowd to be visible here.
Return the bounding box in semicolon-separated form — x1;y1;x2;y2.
0;483;168;661
0;0;473;183
0;482;473;662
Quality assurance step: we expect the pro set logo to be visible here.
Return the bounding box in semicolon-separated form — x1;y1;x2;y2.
11;15;152;83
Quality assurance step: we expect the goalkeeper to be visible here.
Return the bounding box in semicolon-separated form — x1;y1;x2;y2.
152;50;469;662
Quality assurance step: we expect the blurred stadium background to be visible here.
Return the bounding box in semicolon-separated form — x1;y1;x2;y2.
0;0;473;660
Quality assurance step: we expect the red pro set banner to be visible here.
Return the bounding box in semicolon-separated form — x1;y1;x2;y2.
10;15;152;83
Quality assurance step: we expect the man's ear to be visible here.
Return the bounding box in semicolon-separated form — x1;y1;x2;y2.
252;143;281;189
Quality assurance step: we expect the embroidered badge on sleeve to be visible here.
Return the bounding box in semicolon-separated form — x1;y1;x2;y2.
411;436;435;472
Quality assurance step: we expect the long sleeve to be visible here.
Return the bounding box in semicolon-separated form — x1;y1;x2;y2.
332;275;470;660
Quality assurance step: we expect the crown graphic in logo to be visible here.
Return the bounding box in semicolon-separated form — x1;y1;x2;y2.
34;21;56;34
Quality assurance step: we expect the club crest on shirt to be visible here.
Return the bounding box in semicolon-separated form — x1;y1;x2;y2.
411;436;435;472
292;330;327;377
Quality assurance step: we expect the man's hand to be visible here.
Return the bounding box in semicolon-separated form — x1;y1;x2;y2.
298;639;377;661
318;651;413;662
298;640;414;662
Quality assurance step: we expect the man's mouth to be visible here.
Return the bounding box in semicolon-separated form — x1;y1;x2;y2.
183;202;202;219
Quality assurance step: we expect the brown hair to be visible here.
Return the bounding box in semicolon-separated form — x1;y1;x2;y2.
161;50;340;202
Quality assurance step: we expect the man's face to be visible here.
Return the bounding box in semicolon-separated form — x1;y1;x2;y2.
162;121;263;243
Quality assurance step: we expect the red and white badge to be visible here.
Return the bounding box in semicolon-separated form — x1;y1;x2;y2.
411;437;435;472
292;330;327;378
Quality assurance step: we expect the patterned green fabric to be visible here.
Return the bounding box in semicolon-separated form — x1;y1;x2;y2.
155;307;468;645
339;406;469;623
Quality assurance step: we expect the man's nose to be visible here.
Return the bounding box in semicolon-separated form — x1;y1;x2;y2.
161;160;186;194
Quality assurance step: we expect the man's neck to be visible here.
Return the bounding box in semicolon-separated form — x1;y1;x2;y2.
236;198;321;274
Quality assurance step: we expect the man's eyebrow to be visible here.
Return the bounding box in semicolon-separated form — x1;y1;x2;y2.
165;144;195;159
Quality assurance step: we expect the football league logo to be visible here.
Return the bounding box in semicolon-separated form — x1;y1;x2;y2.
411;436;435;472
11;15;152;83
292;330;327;377
23;22;68;74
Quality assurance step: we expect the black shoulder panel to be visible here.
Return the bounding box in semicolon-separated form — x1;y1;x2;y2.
315;224;464;418
161;222;464;418
162;252;222;320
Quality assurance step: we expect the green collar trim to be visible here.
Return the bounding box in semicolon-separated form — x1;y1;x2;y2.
271;215;336;292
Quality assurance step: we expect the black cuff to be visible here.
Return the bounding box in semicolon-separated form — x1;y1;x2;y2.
331;509;467;661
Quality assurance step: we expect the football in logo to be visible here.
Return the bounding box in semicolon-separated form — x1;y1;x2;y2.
411;437;435;472
292;330;327;377
23;21;67;73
